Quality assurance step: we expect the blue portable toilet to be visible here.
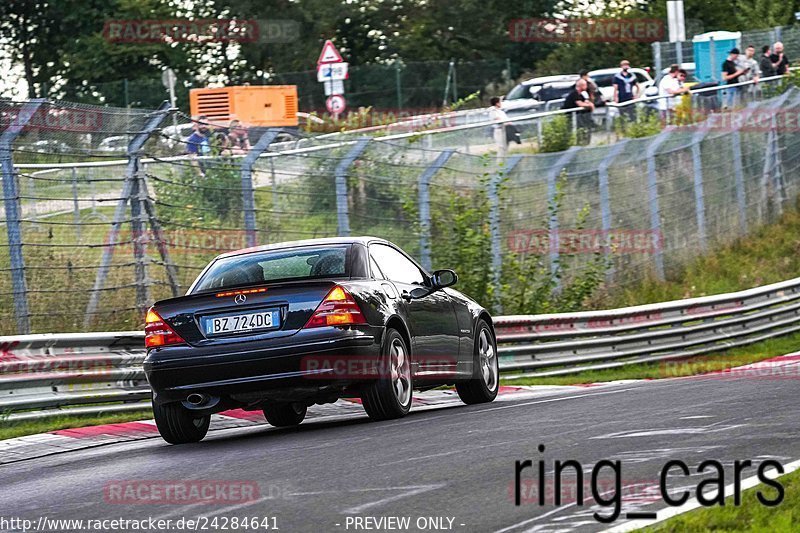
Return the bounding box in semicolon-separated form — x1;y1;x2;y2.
692;31;741;83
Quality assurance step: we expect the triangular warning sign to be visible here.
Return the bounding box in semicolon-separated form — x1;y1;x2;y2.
317;40;344;64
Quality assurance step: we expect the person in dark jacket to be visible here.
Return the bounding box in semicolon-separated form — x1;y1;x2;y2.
770;41;790;75
760;45;776;77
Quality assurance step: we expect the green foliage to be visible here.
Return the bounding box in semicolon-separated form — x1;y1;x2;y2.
540;115;576;153
430;162;609;314
763;69;800;99
153;159;243;226
615;108;663;138
734;0;795;29
431;169;496;306
497;173;609;314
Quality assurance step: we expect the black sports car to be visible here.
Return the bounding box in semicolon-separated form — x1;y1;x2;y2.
143;237;498;444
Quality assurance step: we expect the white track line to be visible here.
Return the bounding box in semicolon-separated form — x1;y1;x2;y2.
601;458;800;532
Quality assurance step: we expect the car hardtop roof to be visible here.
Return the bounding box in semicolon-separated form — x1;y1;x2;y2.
216;236;388;259
588;67;649;75
519;74;580;86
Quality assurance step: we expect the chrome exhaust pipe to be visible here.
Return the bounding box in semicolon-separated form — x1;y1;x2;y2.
186;393;209;406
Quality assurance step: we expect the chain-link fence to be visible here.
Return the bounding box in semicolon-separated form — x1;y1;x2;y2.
653;24;800;75
3;85;800;334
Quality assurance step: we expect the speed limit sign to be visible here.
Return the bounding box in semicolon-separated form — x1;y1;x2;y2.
326;94;346;115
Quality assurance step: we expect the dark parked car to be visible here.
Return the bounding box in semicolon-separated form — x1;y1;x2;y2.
144;237;498;444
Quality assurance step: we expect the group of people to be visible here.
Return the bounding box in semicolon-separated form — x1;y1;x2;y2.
185;116;252;157
720;41;790;108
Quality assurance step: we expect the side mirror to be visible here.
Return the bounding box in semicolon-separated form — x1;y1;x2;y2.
431;269;458;289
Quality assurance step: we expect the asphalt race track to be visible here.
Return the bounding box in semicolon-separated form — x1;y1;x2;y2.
1;371;798;533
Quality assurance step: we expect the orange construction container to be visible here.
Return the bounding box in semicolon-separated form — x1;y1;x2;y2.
189;86;298;127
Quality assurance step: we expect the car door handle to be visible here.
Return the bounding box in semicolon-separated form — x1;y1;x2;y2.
401;290;412;302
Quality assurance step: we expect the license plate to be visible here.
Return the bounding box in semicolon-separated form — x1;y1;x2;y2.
203;310;280;336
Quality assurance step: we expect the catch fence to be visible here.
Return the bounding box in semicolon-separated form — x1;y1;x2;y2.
3;86;800;334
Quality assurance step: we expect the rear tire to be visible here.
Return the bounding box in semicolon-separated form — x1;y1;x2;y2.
456;319;499;405
263;402;307;427
362;328;412;421
152;399;210;444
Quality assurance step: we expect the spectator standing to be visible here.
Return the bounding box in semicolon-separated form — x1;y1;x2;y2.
612;59;640;120
186;115;212;175
737;45;760;102
488;97;509;159
186;116;212;155
760;45;776;78
579;69;602;106
657;64;689;121
770;42;790;75
562;78;595;145
226;120;252;155
722;48;747;108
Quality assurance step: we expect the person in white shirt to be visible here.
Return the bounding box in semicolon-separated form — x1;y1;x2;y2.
657;64;690;121
488;96;509;159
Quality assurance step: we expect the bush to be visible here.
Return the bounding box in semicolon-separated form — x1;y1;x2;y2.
430;160;609;314
615;108;663;138
540;115;575;153
152;159;243;226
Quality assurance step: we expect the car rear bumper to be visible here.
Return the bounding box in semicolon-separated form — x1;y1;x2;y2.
144;326;383;406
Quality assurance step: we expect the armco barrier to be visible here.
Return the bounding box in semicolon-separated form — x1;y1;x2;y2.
2;277;800;420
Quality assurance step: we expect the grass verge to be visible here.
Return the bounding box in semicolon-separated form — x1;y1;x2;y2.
0;409;152;441
607;202;800;307
646;465;799;532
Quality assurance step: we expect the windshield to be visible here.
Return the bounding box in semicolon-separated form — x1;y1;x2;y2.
537;85;575;101
505;83;532;100
194;245;350;292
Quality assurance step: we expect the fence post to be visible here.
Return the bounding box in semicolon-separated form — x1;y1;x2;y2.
418;150;455;271
240;128;281;248
0;99;43;334
395;63;403;111
546;146;581;291
597;140;629;284
759;92;792;222
774;26;782;43
71;166;81;241
335;138;371;237
691;129;708;252
652;42;662;80
490;154;522;309
84;101;171;328
731;130;748;235
645;130;672;281
130;167;151;315
675;41;683;67
137;171;179;297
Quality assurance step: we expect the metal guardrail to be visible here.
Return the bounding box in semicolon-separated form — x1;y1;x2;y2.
2;277;800;421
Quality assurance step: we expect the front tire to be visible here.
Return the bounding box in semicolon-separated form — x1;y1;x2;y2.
456;319;499;404
263;402;307;427
362;328;413;421
152;399;210;444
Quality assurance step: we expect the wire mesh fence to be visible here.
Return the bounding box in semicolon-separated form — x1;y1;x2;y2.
653;24;800;74
3;85;800;334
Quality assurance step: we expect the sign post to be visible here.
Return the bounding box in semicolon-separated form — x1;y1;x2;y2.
317;40;347;119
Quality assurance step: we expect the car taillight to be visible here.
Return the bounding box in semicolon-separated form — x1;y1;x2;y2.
304;286;367;328
145;308;186;348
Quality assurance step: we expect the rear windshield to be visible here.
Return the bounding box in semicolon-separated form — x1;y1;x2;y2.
193;245;350;292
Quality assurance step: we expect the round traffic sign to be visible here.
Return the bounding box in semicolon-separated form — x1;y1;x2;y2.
326;95;346;115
